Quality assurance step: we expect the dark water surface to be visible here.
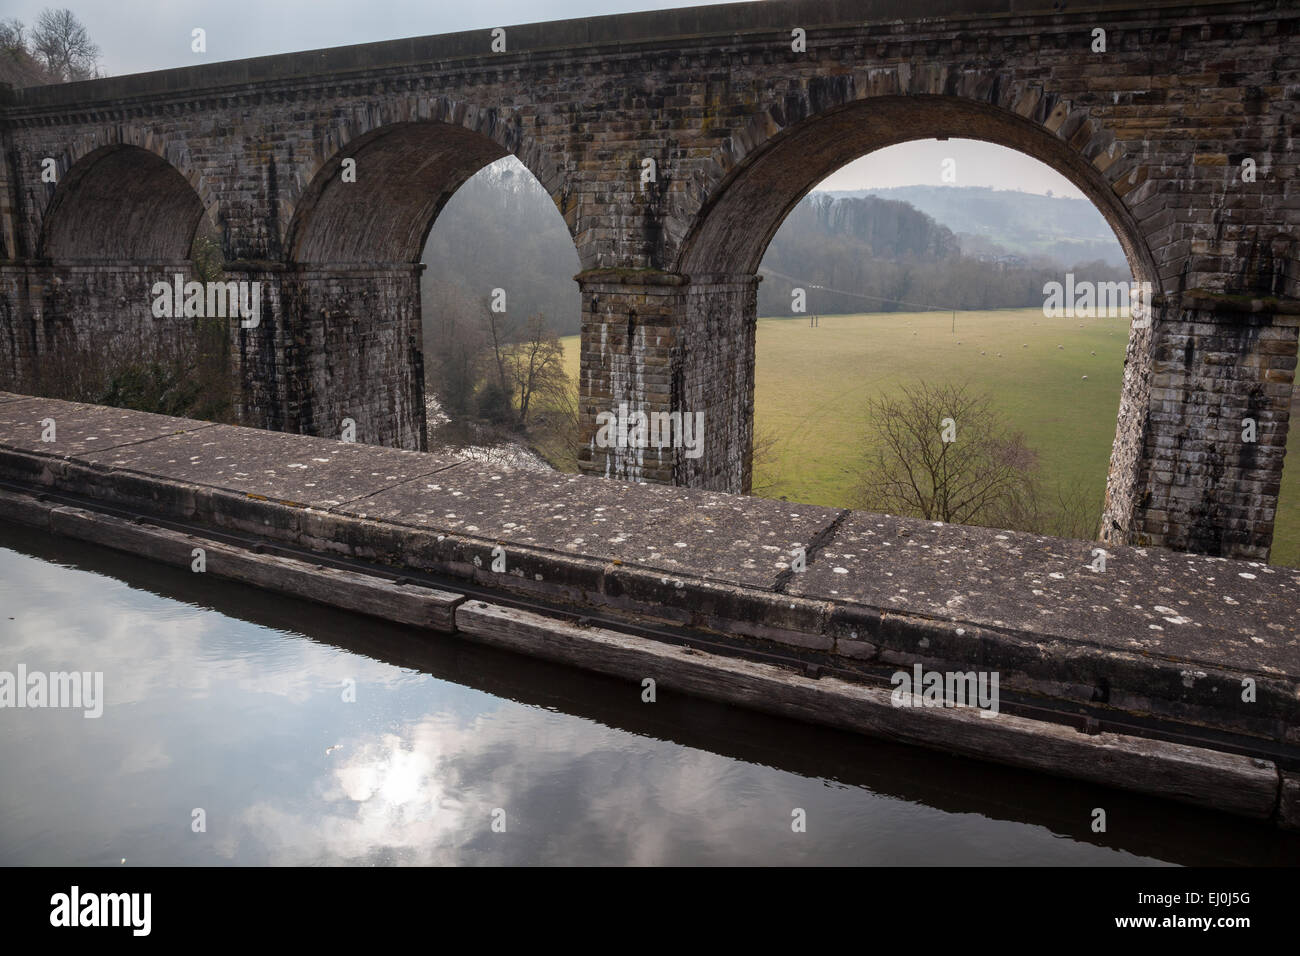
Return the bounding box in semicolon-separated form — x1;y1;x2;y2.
1;522;1296;866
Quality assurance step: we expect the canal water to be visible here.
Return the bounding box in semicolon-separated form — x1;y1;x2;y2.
1;521;1296;866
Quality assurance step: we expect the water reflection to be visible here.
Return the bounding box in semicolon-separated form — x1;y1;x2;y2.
1;523;1295;866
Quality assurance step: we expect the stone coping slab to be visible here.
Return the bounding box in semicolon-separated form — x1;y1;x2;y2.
78;422;466;509
340;466;843;590
0;397;216;457
786;512;1300;679
1;394;1297;695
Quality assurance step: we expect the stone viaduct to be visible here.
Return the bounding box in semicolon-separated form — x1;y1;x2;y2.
0;0;1296;560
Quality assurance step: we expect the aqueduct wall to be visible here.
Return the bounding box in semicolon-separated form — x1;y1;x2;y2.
0;0;1295;558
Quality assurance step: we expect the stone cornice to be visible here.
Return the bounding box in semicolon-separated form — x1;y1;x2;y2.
0;0;1285;128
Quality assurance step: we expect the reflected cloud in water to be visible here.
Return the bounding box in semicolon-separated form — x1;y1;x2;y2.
0;542;1218;865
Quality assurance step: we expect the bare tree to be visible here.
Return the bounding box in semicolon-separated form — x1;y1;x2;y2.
32;8;99;81
1044;484;1104;540
0;18;25;53
481;298;515;394
855;382;1040;527
1004;482;1104;540
0;17;57;87
502;313;567;426
422;279;489;417
521;349;581;466
749;424;783;497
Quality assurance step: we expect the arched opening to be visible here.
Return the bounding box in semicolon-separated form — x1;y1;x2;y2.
678;96;1154;281
676;95;1158;543
24;144;230;421
287;121;513;266
40;144;205;261
418;157;582;466
284;120;580;455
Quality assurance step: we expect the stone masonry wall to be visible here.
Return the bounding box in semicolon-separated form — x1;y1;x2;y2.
4;3;1293;291
577;273;683;484
678;275;758;492
577;272;757;491
1131;301;1298;559
0;261;202;396
1;0;1297;557
272;267;427;450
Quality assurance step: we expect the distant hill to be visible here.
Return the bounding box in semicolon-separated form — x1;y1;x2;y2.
757;191;1130;317
793;193;960;260
416;162;1131;331
820;185;1127;268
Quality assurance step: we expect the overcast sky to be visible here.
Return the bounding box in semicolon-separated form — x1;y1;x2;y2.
7;0;1085;197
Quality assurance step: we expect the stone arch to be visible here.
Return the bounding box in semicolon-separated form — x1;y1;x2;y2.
285;105;570;265
39;140;209;261
675;89;1157;287
276;108;578;454
657;85;1164;520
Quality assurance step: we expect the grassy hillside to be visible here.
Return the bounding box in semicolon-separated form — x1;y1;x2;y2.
559;307;1300;567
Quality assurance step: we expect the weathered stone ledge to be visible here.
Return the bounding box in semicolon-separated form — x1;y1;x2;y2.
0;392;1297;787
0;478;1292;826
7;0;1225;112
575;268;691;287
1175;289;1300;316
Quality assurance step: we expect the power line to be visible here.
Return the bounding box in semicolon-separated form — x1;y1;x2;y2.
758;267;960;327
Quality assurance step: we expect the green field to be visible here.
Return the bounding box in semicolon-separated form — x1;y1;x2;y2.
560;307;1300;567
